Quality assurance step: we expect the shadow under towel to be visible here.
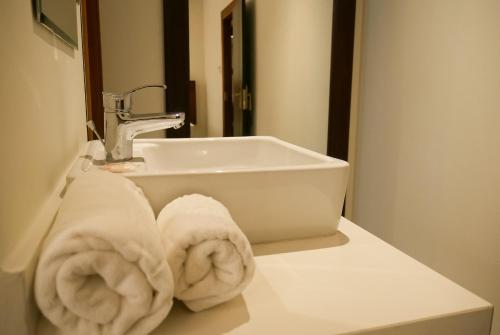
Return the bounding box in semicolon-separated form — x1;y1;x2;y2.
35;171;174;335
157;194;255;312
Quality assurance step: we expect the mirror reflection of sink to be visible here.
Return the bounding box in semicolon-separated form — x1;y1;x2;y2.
70;136;349;243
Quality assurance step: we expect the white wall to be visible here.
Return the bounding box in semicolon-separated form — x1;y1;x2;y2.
99;0;165;138
253;0;332;154
0;1;86;333
189;0;208;137
353;0;500;333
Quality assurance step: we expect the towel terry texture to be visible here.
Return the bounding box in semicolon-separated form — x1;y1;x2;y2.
157;194;255;312
35;171;174;335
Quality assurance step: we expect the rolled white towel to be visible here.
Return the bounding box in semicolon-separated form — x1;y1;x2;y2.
35;171;174;335
157;194;255;312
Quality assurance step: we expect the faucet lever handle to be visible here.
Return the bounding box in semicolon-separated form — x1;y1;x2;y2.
102;84;167;116
123;84;167;96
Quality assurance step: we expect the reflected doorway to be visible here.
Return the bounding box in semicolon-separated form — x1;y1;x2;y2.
221;0;252;137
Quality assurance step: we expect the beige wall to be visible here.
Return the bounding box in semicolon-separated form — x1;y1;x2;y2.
353;0;500;333
344;0;364;219
0;2;86;333
99;0;165;138
253;0;332;154
189;0;208;137
0;0;86;265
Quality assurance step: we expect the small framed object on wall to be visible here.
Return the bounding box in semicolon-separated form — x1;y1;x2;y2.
34;0;78;48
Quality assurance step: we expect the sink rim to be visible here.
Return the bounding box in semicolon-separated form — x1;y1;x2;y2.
133;136;348;176
82;136;349;177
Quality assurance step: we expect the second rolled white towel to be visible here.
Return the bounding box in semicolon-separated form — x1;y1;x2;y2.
157;194;255;312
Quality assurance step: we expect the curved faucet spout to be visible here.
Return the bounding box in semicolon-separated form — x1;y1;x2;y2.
121;117;185;141
109;114;185;161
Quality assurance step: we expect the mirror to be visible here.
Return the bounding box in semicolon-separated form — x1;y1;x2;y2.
35;0;78;47
97;0;335;154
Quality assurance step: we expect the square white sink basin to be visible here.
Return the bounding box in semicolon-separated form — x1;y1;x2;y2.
71;136;349;243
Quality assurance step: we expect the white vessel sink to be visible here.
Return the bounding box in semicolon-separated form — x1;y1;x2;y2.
71;136;349;243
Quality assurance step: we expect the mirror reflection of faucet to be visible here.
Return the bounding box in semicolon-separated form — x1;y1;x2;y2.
86;84;185;162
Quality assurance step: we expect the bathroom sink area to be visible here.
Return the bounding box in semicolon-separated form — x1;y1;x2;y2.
70;136;349;243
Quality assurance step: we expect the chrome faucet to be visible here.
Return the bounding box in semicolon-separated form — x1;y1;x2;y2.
98;84;185;162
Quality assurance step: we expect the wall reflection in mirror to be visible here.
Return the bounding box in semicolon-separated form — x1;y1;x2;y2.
99;0;333;154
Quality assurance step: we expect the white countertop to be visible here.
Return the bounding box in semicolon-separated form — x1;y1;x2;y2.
37;218;493;335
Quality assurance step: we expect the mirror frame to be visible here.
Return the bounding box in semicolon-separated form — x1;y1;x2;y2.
327;0;356;161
